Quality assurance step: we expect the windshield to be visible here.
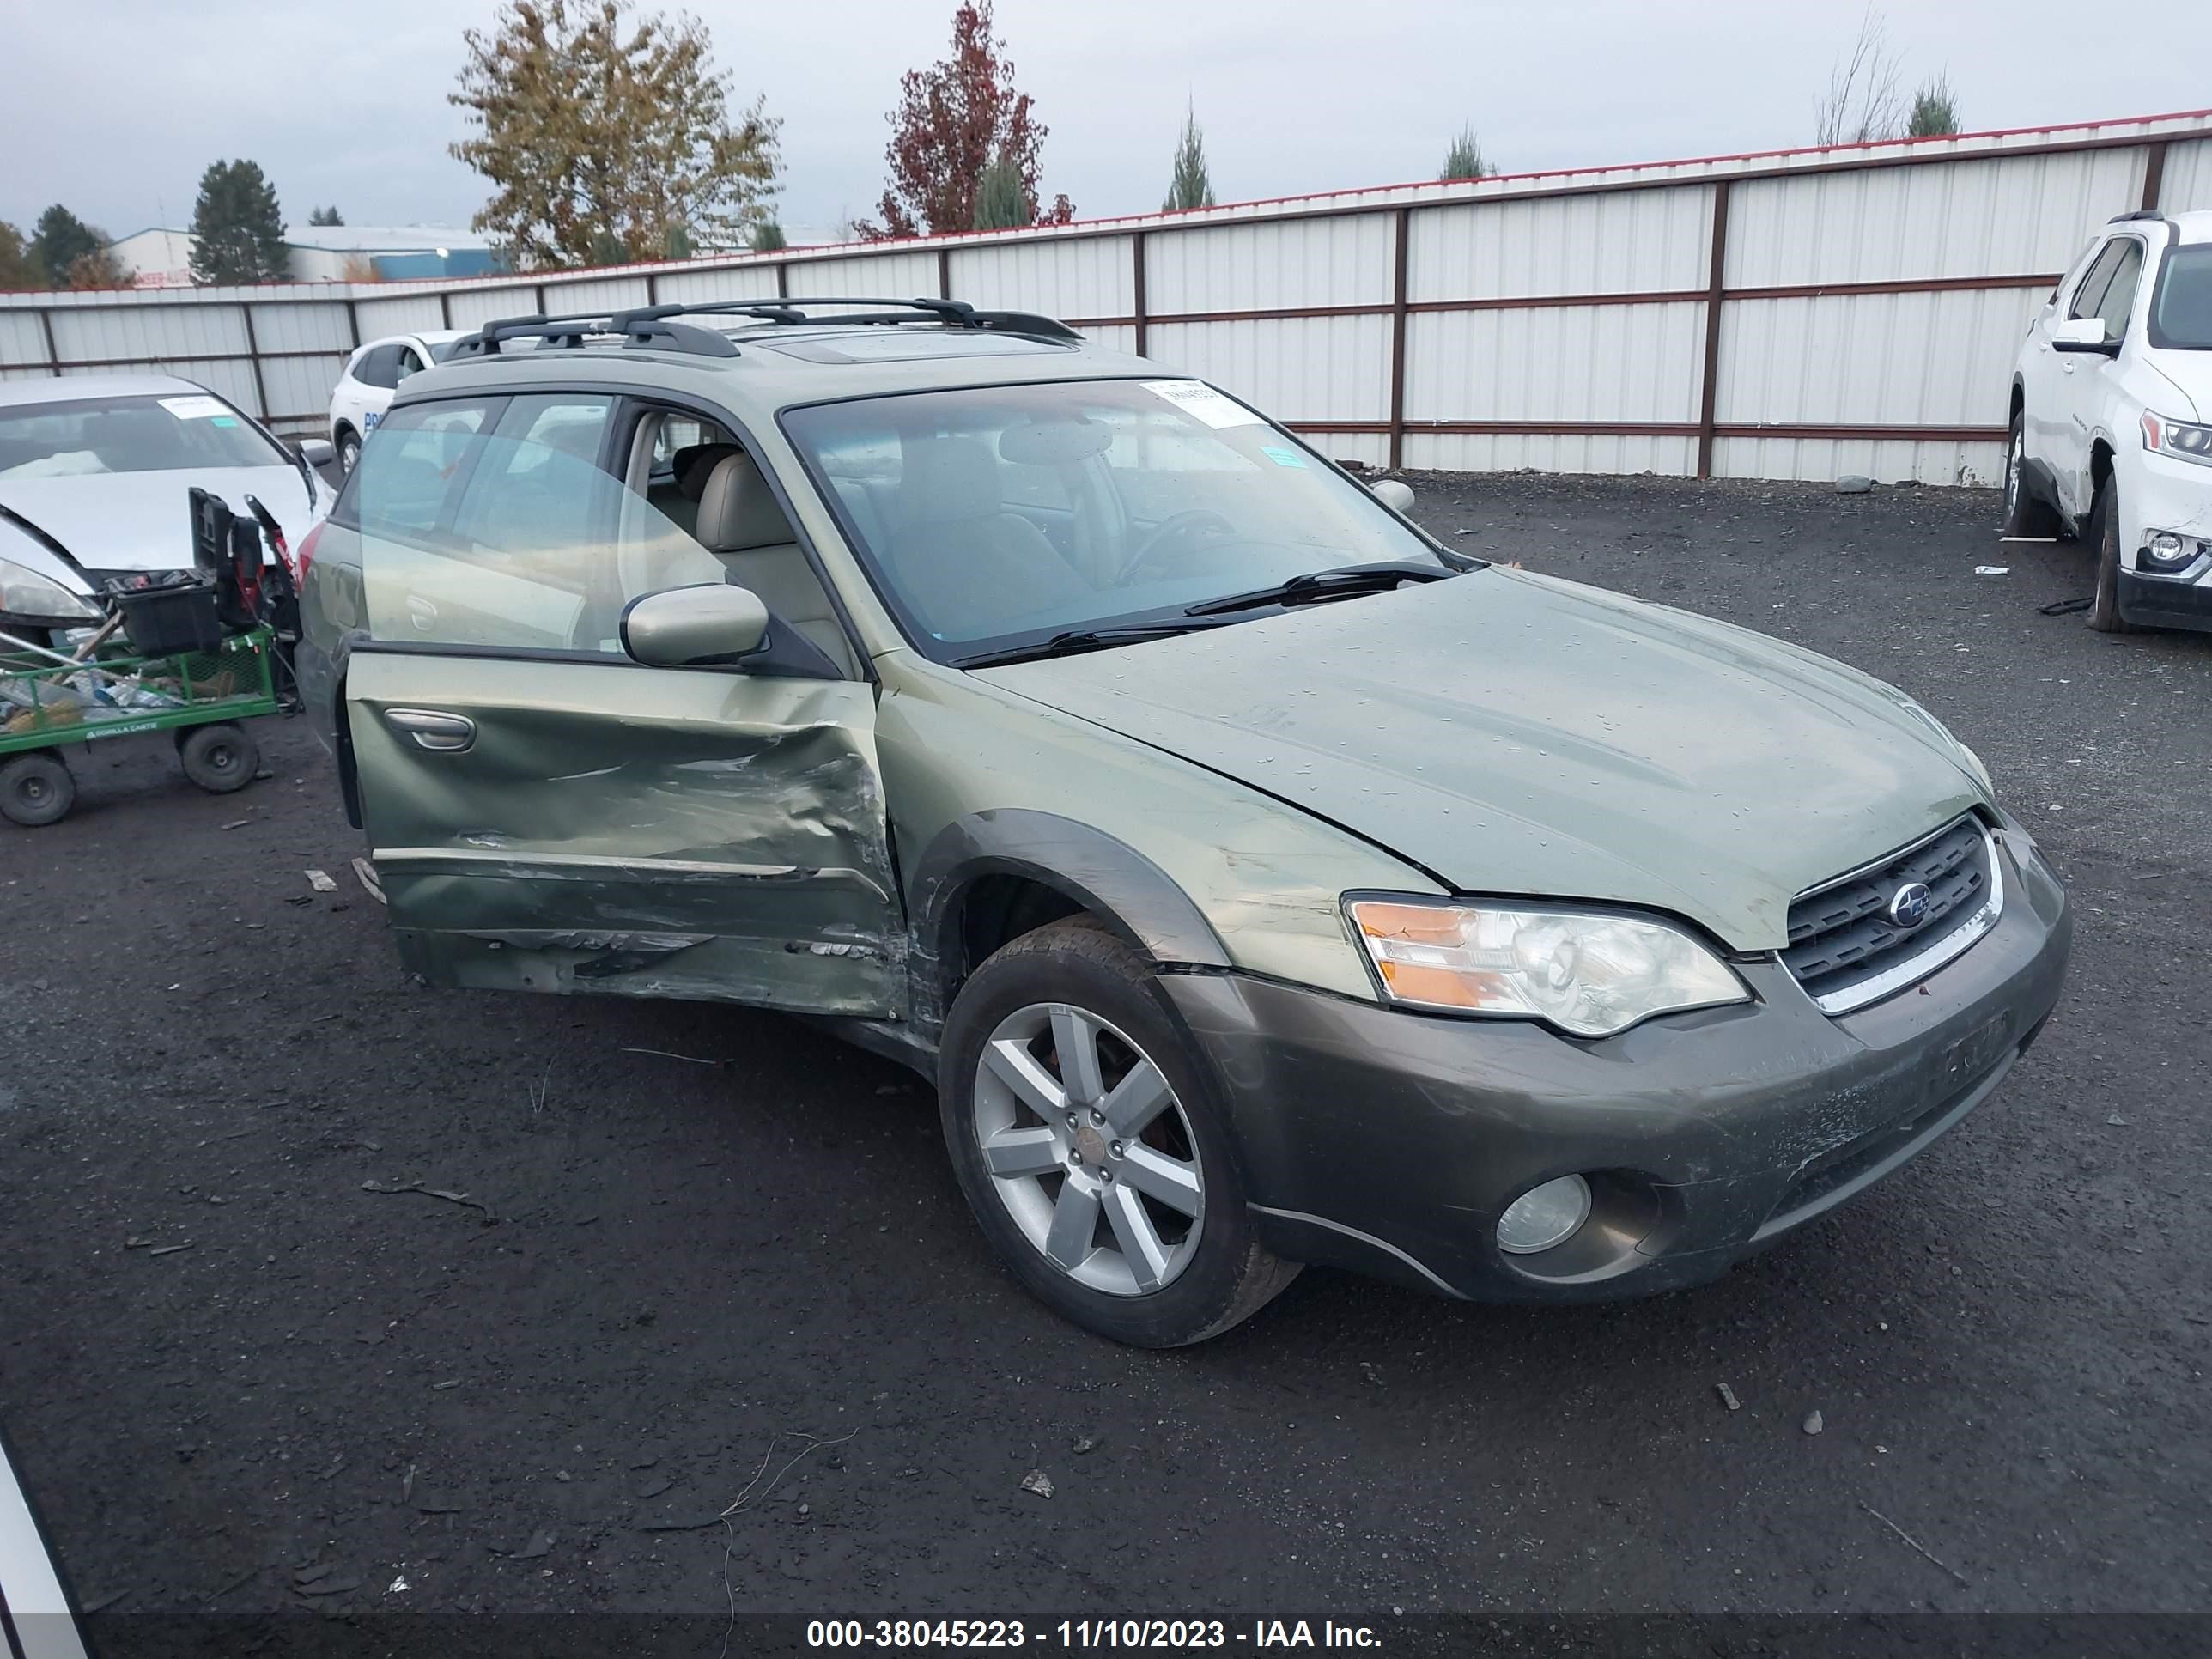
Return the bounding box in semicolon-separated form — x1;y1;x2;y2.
781;379;1445;663
2149;243;2212;349
0;393;286;480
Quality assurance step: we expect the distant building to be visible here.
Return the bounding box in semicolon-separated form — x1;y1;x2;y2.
103;224;504;287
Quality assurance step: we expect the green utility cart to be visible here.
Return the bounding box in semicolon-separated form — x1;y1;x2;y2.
0;627;280;827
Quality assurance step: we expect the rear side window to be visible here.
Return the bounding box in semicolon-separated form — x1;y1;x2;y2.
351;344;404;390
349;393;725;656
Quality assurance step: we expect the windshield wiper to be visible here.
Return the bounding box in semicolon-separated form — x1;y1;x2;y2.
955;620;1224;669
1182;560;1455;617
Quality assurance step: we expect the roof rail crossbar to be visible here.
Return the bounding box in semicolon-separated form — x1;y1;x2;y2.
452;294;1085;359
452;309;742;359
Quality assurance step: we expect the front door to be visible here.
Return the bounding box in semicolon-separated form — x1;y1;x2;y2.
339;391;900;1017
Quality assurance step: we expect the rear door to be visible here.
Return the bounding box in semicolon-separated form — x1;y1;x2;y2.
339;390;901;1016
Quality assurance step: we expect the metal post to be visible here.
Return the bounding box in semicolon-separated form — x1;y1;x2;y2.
646;271;660;306
1132;231;1148;357
938;246;952;301
37;308;60;375
775;262;789;299
1387;206;1411;471
344;298;362;349
2141;141;2169;210
239;303;272;422
438;291;453;330
1695;178;1733;481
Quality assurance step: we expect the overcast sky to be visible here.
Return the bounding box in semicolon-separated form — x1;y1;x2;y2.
8;0;2212;242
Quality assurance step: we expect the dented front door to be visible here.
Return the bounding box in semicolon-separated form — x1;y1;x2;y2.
345;648;900;1016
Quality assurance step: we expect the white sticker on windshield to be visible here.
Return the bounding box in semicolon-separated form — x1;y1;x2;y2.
1142;380;1263;429
158;395;229;420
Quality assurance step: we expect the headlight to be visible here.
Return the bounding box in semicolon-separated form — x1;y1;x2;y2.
2142;410;2212;467
1346;897;1748;1037
0;556;100;623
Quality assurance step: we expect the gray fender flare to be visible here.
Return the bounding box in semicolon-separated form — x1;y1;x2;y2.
903;809;1231;1036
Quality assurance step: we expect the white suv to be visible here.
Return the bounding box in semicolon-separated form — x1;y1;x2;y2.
2006;210;2212;634
326;330;466;474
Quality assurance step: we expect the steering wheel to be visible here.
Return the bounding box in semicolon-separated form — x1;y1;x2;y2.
1118;509;1237;584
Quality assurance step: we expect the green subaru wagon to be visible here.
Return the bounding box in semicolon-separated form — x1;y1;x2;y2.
296;297;2071;1346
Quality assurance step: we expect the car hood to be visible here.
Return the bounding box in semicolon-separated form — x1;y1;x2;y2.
977;568;1986;951
2147;353;2209;422
0;465;324;583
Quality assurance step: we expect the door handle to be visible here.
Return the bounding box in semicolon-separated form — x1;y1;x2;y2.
384;708;477;751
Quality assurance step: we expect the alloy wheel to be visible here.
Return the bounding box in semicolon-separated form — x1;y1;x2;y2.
971;1001;1205;1296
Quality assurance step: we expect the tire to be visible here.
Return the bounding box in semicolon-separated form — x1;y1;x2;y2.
2087;478;2141;635
937;916;1299;1346
179;722;259;793
336;428;361;474
2002;410;2063;538
0;752;75;827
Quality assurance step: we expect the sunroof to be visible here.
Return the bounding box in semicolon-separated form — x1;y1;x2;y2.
753;331;1072;364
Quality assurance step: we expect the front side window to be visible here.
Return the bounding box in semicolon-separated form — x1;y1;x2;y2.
781;379;1443;662
349;395;726;655
2148;243;2212;349
0;392;285;479
2091;240;2145;340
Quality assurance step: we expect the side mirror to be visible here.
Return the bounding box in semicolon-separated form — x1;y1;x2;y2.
295;437;336;466
1370;478;1416;514
621;583;769;667
2051;317;2118;356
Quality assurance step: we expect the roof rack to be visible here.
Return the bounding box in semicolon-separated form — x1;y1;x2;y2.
451;295;1083;360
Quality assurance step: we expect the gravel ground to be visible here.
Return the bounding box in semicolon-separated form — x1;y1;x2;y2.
3;472;2208;1648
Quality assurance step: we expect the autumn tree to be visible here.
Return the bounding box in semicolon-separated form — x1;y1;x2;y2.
64;247;128;289
191;160;289;284
0;222;37;289
1162;105;1215;211
450;0;781;270
28;205;102;288
861;1;1072;239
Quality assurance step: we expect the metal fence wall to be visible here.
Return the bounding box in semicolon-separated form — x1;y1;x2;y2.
6;111;2209;485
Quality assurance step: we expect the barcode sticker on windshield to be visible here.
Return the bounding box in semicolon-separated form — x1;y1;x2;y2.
1143;380;1262;429
159;395;229;420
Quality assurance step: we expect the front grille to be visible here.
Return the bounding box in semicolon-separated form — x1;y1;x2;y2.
1784;817;1994;1011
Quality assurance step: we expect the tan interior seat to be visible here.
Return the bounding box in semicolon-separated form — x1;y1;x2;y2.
694;452;860;678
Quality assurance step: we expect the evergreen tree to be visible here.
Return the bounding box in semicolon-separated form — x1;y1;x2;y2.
190;160;289;284
1163;104;1215;211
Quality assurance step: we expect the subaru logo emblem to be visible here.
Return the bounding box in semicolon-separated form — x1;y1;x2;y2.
1885;881;1933;930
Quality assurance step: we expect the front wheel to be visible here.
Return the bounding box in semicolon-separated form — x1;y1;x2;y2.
938;917;1298;1346
2002;410;2063;538
336;429;361;474
0;752;75;827
2087;479;2140;635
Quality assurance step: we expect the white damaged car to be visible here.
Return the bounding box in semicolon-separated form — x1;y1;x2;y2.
0;374;333;644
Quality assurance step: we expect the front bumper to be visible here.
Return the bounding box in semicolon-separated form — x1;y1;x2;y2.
1162;829;2071;1303
2120;450;2212;630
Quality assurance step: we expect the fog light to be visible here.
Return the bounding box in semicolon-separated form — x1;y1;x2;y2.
1497;1174;1592;1255
2143;532;2197;570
